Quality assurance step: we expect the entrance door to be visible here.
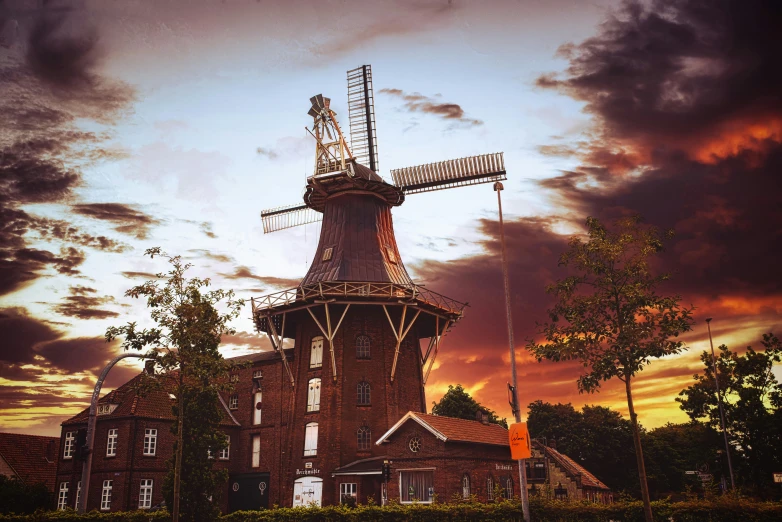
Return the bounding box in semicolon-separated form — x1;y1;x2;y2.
229;473;270;512
292;477;322;507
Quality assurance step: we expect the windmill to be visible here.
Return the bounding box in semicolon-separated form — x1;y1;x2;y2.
252;64;507;392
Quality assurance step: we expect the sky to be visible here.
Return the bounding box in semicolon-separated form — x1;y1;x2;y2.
1;0;780;436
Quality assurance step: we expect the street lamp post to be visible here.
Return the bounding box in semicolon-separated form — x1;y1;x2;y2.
705;318;735;491
77;353;149;513
494;181;530;522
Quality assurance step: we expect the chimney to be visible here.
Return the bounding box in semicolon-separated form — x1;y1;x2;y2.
144;360;155;376
45;439;55;463
476;408;490;425
549;438;557;450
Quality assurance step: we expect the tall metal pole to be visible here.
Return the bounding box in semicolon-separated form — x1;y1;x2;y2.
705;318;735;491
494;181;530;521
78;353;148;513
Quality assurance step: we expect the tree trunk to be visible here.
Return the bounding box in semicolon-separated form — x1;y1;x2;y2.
172;372;184;522
625;375;653;522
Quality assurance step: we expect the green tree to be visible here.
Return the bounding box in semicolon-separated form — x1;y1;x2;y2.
432;384;508;427
106;248;243;521
0;476;52;514
526;216;695;522
677;333;782;498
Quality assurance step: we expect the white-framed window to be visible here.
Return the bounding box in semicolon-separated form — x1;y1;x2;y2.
57;481;69;510
143;428;157;456
97;404;117;415
219;436;230;460
229;395;238;410
310;336;323;368
251;434;260;468
502;477;513;499
106;428;118;457
138;479;153;509
304;422;318;457
462;473;470;499
101;480;112;511
253;391;262;425
357;426;371;451
307;378;321;412
253;369;263;379
357;381;370;405
487;476;494;501
356;335;370;359
230;374;239;382
63;431;75;459
399;470;434;504
75;481;81;510
340;483;357;504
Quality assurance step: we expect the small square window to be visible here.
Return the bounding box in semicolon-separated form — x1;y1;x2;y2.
253;369;263;379
385;246;397;264
230;374;239;382
322;247;333;262
229;395;239;410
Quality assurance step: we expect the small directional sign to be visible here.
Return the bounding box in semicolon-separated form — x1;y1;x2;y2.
509;422;531;460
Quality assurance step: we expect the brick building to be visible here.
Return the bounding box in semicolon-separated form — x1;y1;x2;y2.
55;98;610;511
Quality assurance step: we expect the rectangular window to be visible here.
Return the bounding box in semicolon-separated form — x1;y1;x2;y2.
310;337;323;368
340;483;357;504
487;477;494;501
106;428;118;457
251;435;260;468
57;482;69;510
307;378;321;412
253;369;263;379
304;423;318;457
230;374;239;382
101;480;112;511
229;395;238;410
63;432;75;459
143;428;157;456
75;481;81;510
139;479;153;509
253;391;262;425
322;247;333;261
219;436;230;460
400;470;435;504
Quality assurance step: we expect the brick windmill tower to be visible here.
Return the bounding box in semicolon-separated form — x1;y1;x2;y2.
251;65;507;507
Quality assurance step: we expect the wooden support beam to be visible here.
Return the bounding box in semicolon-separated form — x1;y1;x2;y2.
423;319;451;384
307;303;350;381
384;305;422;382
265;313;295;388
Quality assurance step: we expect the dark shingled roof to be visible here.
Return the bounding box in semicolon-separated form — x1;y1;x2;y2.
533;441;610;490
62;371;240;427
301;192;413;286
0;433;59;491
228;348;293;364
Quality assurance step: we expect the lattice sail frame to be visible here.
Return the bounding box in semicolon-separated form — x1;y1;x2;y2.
391;152;506;194
261;204;321;234
347;65;379;173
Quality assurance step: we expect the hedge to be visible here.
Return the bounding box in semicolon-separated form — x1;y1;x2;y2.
2;498;781;522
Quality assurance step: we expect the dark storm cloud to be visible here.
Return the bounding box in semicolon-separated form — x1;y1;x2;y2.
51;285;120;320
35;336;118;373
219;266;299;289
0;308;61;365
0;1;135;296
379;88;483;127
418;0;782;419
71;203;161;240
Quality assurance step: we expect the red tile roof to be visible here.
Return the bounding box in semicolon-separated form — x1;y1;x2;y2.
63;372;239;427
0;433;59;491
535;442;610;490
377;412;512;447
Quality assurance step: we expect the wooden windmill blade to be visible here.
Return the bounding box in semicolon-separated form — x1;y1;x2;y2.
347;65;379;173
261;203;322;234
390;152;507;195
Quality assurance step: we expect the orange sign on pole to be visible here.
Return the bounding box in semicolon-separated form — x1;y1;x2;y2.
509;422;531;460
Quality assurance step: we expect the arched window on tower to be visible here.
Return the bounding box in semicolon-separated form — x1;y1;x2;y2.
357;381;371;405
462;473;470;499
310;336;323;368
307;378;321;412
356;335;370;359
357;426;371;451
